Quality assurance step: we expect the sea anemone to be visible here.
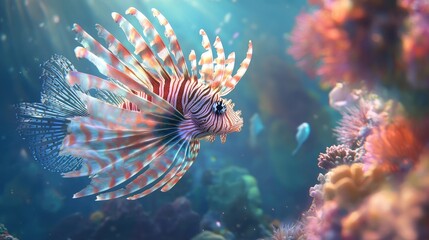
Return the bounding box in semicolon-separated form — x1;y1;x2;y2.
270;222;305;240
334;100;385;149
363;117;424;173
318;145;359;170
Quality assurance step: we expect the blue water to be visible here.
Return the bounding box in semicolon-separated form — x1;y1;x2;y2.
0;1;337;239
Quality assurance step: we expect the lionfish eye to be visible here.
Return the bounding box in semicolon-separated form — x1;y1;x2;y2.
212;101;226;115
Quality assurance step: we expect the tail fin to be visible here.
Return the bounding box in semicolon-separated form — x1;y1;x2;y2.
16;55;88;172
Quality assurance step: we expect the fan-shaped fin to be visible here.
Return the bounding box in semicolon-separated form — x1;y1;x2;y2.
126;7;179;78
152;8;188;77
198;29;214;84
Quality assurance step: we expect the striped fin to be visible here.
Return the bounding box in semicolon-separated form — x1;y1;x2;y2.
64;71;185;195
152;8;188;77
198;29;214;85
60;96;178;178
95;137;188;200
90;88;124;106
111;11;168;84
56;91;185;198
126;7;179;78
126;140;190;200
73;46;183;118
220;41;253;96
16;55;87;172
95;24;160;92
73;23;145;87
69;119;182;198
223;52;236;84
66;71;183;120
161;139;200;192
212;36;226;90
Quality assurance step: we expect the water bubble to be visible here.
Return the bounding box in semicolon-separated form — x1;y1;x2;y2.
224;13;232;23
20;148;29;159
53;15;60;24
232;32;240;39
215;27;221;35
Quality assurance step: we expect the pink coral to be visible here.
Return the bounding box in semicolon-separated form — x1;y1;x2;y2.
303;201;343;240
289;0;429;89
338;149;429;239
288;10;352;86
363;117;424;172
400;0;429;13
402;13;429;88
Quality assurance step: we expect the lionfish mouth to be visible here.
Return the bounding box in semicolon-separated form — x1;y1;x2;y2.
230;111;244;132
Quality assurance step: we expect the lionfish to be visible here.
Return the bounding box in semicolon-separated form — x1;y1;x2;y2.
16;7;252;200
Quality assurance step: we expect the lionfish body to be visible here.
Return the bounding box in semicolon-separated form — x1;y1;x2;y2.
17;7;252;200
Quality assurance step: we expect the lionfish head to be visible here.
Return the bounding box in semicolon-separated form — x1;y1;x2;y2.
189;93;243;142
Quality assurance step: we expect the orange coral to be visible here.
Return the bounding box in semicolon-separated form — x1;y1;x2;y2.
364;117;424;172
339;148;429;239
323;163;384;208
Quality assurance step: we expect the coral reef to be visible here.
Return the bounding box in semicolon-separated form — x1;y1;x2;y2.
207;166;266;239
191;231;226;240
289;0;429;90
49;197;201;240
323;163;385;209
337;149;429;240
317;145;359;170
153;197;201;240
364;117;425;173
292;87;429;240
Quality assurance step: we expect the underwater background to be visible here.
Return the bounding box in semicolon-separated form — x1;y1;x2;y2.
1;0;429;239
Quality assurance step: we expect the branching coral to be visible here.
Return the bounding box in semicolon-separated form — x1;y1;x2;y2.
318;145;359;170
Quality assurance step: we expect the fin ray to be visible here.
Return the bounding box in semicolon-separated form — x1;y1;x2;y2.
16;56;87;172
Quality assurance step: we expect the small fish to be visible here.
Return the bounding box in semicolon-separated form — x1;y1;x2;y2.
16;7;252;200
292;122;310;155
249;113;264;147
